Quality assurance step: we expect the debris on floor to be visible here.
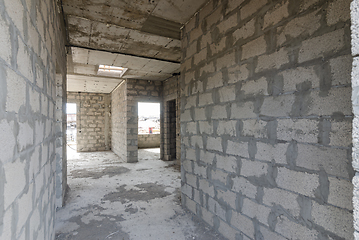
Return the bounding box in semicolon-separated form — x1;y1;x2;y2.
55;148;226;240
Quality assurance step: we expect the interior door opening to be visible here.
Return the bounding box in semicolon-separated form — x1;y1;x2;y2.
138;102;161;150
66;103;77;152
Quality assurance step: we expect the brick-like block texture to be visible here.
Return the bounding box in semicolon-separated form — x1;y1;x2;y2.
162;76;181;161
138;134;161;148
112;80;162;163
181;0;353;239
352;1;359;239
0;0;67;239
67;92;111;152
112;81;127;161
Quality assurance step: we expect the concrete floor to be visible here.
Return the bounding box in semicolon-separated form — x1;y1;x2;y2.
55;147;225;240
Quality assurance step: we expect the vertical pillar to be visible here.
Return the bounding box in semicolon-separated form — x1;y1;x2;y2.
352;1;359;238
55;72;67;208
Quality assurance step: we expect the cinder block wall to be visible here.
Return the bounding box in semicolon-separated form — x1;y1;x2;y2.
112;81;127;161
0;0;67;239
162;76;181;161
351;1;359;238
112;79;162;162
138;134;161;148
67;92;111;152
127;79;162;162
181;0;353;239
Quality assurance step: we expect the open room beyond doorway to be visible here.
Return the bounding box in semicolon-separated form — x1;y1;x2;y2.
138;102;161;149
66;103;77;151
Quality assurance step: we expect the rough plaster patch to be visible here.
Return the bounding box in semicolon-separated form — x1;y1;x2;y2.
102;183;171;203
70;166;130;179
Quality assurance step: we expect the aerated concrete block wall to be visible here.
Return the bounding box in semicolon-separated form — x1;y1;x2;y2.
112;81;127;161
67;92;111;152
55;73;67;210
181;0;353;239
112;79;161;162
138;134;161;148
0;0;67;239
351;1;359;239
162;76;181;161
126;79;162;162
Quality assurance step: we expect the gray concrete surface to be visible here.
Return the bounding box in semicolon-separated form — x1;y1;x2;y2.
68;93;112;152
138;134;161;149
55;147;225;240
181;0;354;239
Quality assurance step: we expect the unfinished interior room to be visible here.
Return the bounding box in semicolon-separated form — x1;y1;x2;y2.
1;0;359;239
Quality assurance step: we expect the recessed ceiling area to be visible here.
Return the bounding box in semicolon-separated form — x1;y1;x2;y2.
63;0;210;93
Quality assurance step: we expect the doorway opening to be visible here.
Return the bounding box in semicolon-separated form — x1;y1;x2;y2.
168;100;177;160
66;103;77;152
138;102;161;150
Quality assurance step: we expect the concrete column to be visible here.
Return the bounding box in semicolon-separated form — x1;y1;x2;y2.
352;1;359;239
55;73;67;209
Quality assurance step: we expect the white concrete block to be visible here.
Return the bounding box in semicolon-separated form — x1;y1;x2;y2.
227;140;249;158
296;144;349;178
17;122;33;152
241;159;268;178
4;158;26;209
260;94;295;117
277;119;318;143
0;119;15;162
217;188;237;209
328;177;353;210
16;183;34;237
240;0;268;20
211;169;228;185
276;216;318;239
241;36;267;60
218;86;235;103
298;29;345;63
212;105;227;119
0;17;12;65
233;18;255;42
231;212;254;238
230;101;257;119
263;188;300;216
6;68;26;112
256;48;289;72
255;142;288;164
216;154;237;173
232;176;257;199
312;202;353;239
241;77;268;95
327;0;351;26
242;198;271;226
276;167;319;198
199;178;215;197
217;120;237;136
280;66;320;92
263;1;289;28
206;72;223;90
242;119;267;138
198;93;213;107
199;122;213;134
207;137;222;152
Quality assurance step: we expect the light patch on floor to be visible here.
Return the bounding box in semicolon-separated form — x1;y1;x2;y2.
55;147;225;240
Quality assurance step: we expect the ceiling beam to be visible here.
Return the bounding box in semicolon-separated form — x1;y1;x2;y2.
66;44;181;64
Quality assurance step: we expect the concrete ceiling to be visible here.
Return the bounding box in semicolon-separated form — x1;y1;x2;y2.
63;0;209;93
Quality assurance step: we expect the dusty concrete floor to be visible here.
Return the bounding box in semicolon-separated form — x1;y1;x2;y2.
55;146;225;240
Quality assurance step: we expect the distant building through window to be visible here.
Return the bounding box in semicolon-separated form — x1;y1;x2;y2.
138;102;160;134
